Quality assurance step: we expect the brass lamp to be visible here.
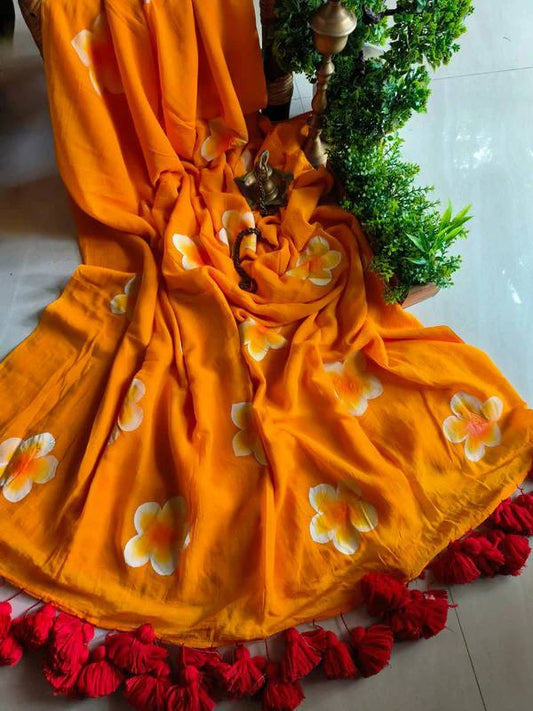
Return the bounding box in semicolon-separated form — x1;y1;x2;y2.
303;0;357;168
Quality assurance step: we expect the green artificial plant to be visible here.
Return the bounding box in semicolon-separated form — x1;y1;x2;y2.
272;0;474;303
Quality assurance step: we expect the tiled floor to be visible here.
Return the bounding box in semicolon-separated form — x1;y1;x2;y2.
1;1;533;709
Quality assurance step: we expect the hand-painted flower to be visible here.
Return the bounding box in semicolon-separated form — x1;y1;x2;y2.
324;351;383;416
443;392;503;462
201;119;246;163
110;276;141;319
231;402;267;465
124;497;190;576
71;13;123;96
172;234;208;271
218;210;256;252
286;235;341;286
109;378;146;444
240;318;287;362
309;482;378;555
0;434;58;503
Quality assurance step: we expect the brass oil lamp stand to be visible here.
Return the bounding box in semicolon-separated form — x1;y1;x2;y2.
303;0;357;168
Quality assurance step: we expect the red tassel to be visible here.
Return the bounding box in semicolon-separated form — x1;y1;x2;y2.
417;590;449;639
428;540;481;585
489;497;533;536
48;612;94;673
105;623;168;674
12;603;56;650
76;644;124;698
219;644;265;698
166;665;216;711
0;635;23;666
301;627;330;652
491;531;531;575
123;660;171;711
181;646;223;671
43;663;81;696
387;589;449;641
465;533;505;577
321;630;358;680
360;572;410;617
0;601;13;639
514;492;533;515
350;624;393;677
281;627;322;682
262;661;305;711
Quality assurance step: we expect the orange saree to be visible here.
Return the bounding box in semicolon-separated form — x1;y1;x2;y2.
0;0;532;690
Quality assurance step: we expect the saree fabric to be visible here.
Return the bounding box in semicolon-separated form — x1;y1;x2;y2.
0;0;531;647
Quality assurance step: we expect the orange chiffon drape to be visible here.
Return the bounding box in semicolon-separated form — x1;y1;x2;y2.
0;0;531;646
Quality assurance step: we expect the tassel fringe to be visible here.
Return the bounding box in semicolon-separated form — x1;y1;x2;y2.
0;489;531;708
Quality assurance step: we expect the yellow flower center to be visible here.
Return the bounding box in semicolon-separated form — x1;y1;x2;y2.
465;414;490;438
145;520;177;549
322;499;351;529
335;374;362;398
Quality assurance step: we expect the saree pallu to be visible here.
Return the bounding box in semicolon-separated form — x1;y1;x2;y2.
0;0;531;647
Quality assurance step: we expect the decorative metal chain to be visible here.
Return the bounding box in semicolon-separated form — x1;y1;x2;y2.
232;227;266;293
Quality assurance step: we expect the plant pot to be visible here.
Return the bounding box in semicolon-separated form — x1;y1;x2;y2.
401;283;439;308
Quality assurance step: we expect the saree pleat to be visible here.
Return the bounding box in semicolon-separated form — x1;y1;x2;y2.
0;0;531;646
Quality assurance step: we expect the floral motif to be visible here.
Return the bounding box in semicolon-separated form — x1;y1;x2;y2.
109;378;146;444
71;13;123;96
0;434;58;503
286;235;341;286
231;403;267;465
443;392;503;462
309;482;378;555
172;234;208;271
124;497;190;576
324;351;383;416
200;118;246;163
218;210;256;252
110;276;140;319
240;318;287;362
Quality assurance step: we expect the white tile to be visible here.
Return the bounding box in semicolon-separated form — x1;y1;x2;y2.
295;72;314;100
290;97;305;118
403;67;533;402
431;0;533;79
450;568;533;711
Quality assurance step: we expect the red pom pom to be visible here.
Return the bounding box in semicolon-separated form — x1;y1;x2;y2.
12;603;56;650
360;573;410;617
123;660;171;711
428;541;481;585
76;644;124;698
492;531;531;575
321;631;358;680
0;601;13;639
417;589;449;639
350;624;393;677
281;627;322;682
48;613;94;673
219;644;265;698
166;665;216;711
489;498;533;536
105;623;167;674
0;635;23;666
43;663;81;696
262;661;305;711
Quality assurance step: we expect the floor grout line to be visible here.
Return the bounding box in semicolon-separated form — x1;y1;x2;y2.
433;65;533;81
449;587;489;711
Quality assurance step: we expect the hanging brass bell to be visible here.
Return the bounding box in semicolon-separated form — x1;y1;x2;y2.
234;150;293;214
